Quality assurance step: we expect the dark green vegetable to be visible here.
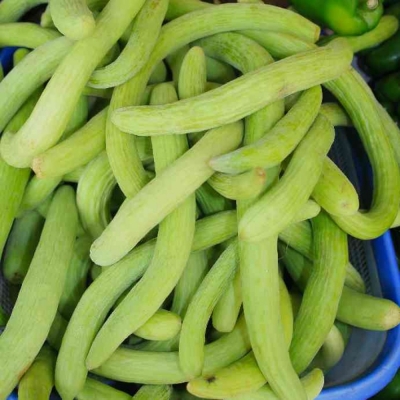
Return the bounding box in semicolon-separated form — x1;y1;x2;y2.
375;71;400;102
360;30;400;77
373;370;400;400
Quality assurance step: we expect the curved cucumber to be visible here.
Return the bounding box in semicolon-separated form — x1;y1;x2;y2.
50;0;96;40
89;0;168;88
0;23;60;48
179;242;239;378
210;86;322;174
112;41;351;136
289;212;348;374
228;369;324;400
3;210;44;285
77;152;116;239
319;103;352;127
239;115;335;242
0;186;78;399
93;315;250;384
132;385;172;400
281;246;400;331
91;121;243;266
18;345;56;400
187;277;293;399
312;157;359;217
33;107;108;179
59;235;92;319
208;168;267;201
77;378;131;400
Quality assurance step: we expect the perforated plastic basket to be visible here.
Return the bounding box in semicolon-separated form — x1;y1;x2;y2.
1;47;399;400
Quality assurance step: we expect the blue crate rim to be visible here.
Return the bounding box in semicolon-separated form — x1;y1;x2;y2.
1;47;400;400
319;232;400;400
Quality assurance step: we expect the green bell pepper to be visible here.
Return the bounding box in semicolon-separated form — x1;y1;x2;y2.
386;2;400;19
385;0;400;6
373;370;400;400
360;30;400;76
290;0;384;35
375;71;400;102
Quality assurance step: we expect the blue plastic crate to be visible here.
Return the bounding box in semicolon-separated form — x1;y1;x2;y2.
1;48;399;400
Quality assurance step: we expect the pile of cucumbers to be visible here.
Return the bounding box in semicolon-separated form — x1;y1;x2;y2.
0;0;400;399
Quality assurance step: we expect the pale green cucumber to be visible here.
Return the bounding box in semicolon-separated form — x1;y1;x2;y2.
212;268;242;333
92;314;250;383
240;236;306;400
0;155;30;258
77;378;131;400
132;385;173;400
134;310;182;341
279;221;366;293
196;183;234;216
76;152;116;239
89;0;168;88
166;45;189;83
179;242;239;378
289;212;348;374
178;46;207;100
62;163;86;181
91;121;243;266
178;45;232;216
319;103;352;127
0;37;73;133
228;369;324;400
166;0;211;20
0;23;59;48
47;312;68;351
210;86;322;174
239;115;334;242
291;200;321;223
32;108;108;179
208;168;268;201
112;41;351;136
13;48;30;65
312;157;360;217
18;176;62;217
205;56;236;84
41;0;109;28
63;95;89;140
50;0;96;40
59;235;92;319
149;61;168;84
377;101;400;167
326;70;400;238
310;324;345;372
0;186;78;399
281;247;400;331
187;277;293;399
3;210;44;284
172;251;210;319
18;345;56;400
0;0;48;22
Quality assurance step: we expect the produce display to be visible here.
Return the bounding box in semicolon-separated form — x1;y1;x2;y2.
0;0;399;399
